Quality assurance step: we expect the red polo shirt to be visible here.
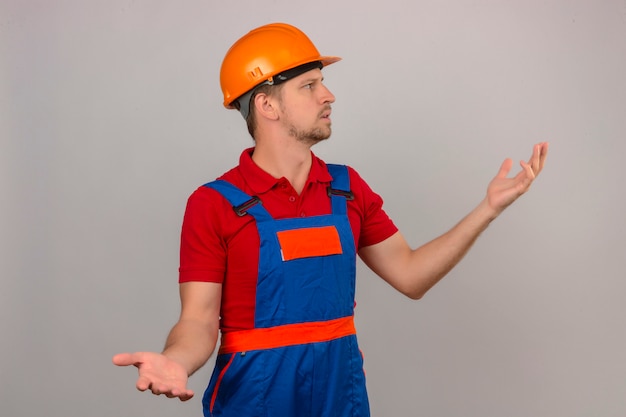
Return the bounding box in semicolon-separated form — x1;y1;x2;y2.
179;148;398;332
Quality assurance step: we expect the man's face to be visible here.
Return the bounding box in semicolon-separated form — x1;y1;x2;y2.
276;68;336;145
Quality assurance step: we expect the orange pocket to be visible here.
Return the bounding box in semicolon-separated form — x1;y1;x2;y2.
276;226;343;261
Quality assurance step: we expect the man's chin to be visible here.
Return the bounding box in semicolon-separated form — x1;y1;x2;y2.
297;128;332;146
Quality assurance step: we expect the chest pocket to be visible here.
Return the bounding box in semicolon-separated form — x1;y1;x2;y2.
276;225;343;261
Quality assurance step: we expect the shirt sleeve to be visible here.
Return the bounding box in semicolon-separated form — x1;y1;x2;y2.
348;167;399;249
178;186;228;283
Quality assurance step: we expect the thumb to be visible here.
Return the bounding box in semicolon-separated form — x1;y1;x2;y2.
112;352;142;367
496;158;513;178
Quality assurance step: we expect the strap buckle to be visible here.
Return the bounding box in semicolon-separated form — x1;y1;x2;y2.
233;196;261;216
327;187;354;201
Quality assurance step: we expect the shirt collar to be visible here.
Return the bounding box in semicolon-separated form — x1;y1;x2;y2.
238;147;333;195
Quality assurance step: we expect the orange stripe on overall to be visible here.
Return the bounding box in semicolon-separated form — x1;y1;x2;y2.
218;316;356;354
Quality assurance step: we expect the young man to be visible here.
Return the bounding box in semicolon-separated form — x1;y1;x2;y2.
113;23;548;417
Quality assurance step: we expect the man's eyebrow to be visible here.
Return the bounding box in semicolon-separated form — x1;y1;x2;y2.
300;76;324;84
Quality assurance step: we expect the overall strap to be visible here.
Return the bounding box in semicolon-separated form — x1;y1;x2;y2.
203;180;272;221
326;164;353;216
204;165;352;218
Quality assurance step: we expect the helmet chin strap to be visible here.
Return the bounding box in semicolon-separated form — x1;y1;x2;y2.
235;81;270;120
235;88;256;120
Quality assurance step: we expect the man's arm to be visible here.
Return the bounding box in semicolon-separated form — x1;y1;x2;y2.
113;281;222;401
162;281;222;375
359;142;548;300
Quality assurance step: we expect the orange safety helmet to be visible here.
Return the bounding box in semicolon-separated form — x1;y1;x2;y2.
220;23;341;110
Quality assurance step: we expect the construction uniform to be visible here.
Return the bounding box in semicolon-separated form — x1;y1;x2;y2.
179;149;397;417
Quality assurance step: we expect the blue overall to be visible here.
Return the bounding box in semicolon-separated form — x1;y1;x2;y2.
201;164;370;417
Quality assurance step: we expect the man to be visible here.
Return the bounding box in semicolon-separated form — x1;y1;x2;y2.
113;23;548;417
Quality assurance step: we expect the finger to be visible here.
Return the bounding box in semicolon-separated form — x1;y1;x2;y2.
529;142;549;174
136;373;156;392
169;388;195;401
178;390;195;402
537;142;549;173
167;388;194;400
148;383;192;399
525;143;540;172
149;382;169;396
519;160;535;182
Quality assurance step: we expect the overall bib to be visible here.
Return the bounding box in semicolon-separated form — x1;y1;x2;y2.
201;164;370;417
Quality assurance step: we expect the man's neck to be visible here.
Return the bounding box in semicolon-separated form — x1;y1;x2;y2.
251;138;313;195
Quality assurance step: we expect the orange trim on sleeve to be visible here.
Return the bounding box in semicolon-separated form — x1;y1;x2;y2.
276;225;343;261
218;316;356;354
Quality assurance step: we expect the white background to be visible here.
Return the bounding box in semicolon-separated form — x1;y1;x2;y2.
1;1;625;416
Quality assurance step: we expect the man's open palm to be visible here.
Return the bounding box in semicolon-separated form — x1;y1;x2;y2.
113;352;194;401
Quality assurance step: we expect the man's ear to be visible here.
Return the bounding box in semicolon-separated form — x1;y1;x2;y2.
253;93;279;121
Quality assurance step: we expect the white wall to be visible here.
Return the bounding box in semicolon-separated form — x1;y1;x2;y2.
1;1;625;416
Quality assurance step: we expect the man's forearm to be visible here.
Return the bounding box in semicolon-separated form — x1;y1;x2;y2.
399;197;499;298
162;319;219;376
